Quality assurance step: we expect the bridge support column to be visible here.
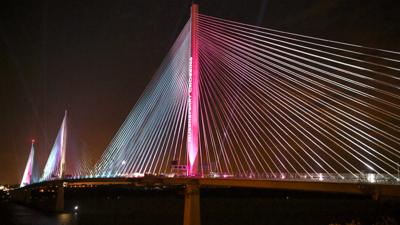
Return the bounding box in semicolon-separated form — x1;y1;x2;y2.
372;191;380;201
183;184;201;225
55;186;64;212
24;189;32;205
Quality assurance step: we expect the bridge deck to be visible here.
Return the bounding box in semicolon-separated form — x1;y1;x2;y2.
15;176;400;199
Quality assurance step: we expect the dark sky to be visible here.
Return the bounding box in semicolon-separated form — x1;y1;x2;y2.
1;0;399;184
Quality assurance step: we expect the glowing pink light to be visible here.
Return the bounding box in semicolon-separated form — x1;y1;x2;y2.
187;4;199;176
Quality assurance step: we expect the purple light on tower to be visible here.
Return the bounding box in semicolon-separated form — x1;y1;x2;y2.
187;4;199;176
20;140;36;187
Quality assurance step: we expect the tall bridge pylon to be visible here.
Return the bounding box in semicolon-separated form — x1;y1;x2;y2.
187;4;200;176
20;140;39;187
41;111;68;181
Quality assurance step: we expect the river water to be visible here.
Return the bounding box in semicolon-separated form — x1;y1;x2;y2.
1;187;399;225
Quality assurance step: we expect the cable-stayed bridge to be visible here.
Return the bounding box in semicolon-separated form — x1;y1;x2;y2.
90;5;400;183
13;4;400;225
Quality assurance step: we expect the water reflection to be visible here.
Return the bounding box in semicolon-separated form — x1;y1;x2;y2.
57;213;77;225
1;186;399;225
0;203;77;225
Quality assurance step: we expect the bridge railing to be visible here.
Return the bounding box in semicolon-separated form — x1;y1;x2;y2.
69;172;400;185
200;172;400;184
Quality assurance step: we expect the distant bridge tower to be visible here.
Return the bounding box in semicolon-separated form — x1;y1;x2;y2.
187;4;200;176
41;111;68;181
20;140;39;187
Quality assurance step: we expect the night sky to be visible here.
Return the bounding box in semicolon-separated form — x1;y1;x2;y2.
1;0;399;184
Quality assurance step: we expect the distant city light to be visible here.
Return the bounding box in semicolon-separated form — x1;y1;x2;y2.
74;205;79;211
132;172;144;178
367;173;376;183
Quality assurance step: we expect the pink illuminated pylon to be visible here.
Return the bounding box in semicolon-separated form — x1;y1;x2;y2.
187;4;199;176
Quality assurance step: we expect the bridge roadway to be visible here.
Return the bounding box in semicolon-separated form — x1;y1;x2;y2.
19;175;400;198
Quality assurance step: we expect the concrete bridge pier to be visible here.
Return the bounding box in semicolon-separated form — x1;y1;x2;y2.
183;183;201;225
24;189;32;204
10;188;31;205
55;186;64;212
372;192;380;201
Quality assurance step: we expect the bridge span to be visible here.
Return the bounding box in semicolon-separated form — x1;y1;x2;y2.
15;175;400;197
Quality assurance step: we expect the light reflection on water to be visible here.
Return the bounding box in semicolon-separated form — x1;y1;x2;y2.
1;188;399;225
57;213;77;225
0;203;77;225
